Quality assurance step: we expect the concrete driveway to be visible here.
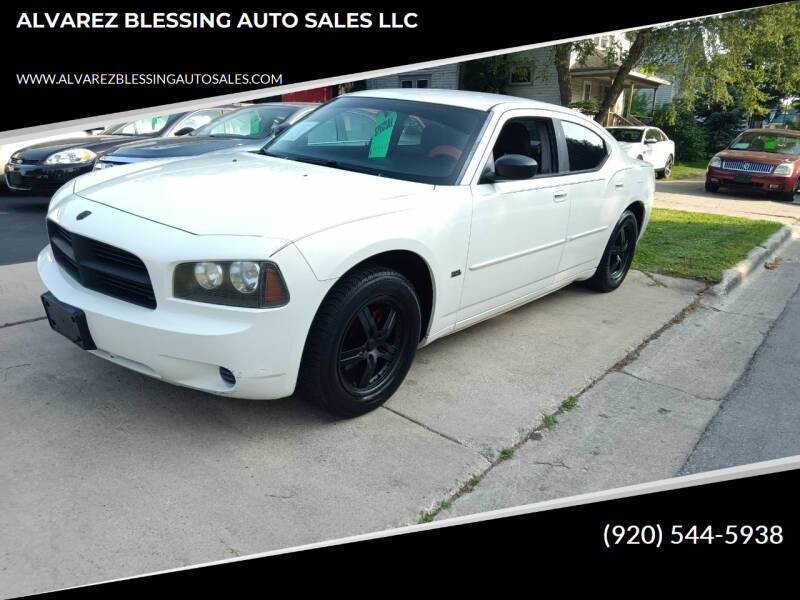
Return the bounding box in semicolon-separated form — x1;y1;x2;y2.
655;176;800;224
1;191;704;596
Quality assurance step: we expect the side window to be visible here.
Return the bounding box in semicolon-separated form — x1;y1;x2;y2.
484;117;556;180
561;120;607;172
175;110;220;133
657;130;669;142
645;129;659;142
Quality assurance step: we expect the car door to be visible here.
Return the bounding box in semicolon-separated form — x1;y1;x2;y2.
555;117;626;281
457;110;569;327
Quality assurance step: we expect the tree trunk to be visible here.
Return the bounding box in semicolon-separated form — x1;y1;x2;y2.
554;43;573;106
595;28;652;125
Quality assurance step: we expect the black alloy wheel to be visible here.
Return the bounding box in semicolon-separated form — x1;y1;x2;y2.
299;266;421;417
337;298;405;396
585;210;639;292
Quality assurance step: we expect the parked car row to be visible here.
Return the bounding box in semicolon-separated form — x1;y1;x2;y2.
36;88;655;417
3;102;317;194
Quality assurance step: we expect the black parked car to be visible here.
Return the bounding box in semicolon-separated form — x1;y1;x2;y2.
93;103;318;170
3;107;239;195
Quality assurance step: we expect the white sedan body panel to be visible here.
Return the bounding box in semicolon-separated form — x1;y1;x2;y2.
38;90;654;400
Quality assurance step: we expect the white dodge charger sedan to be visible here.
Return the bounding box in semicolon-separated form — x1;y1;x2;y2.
606;126;675;179
39;89;654;416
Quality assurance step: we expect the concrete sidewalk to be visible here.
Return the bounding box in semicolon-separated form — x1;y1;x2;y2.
438;232;800;519
0;267;702;597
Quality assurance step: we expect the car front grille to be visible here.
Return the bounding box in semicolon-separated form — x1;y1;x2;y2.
721;160;774;174
47;220;157;309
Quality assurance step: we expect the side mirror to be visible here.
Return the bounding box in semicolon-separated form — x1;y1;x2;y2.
271;121;293;137
644;138;657;144
493;154;539;181
173;127;195;137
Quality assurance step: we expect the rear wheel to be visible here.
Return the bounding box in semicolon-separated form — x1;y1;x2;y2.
585;210;639;292
299;266;421;417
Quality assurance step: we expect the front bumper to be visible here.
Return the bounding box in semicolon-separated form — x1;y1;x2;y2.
4;161;94;194
706;166;796;193
38;199;333;399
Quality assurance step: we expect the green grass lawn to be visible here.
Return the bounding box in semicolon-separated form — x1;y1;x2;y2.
666;160;708;180
633;208;783;283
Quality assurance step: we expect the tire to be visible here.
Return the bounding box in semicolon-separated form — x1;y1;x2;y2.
705;180;720;193
298;266;421;417
778;177;799;202
585;210;639;293
657;155;673;179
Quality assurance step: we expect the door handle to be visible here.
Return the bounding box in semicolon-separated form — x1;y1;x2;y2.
615;182;625;189
553;190;568;202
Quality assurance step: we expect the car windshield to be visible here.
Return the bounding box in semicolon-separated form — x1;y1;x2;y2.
728;131;800;156
102;116;172;136
262;96;488;185
192;106;300;139
608;128;644;143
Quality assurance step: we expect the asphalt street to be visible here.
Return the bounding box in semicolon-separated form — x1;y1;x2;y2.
681;272;800;474
0;191;49;266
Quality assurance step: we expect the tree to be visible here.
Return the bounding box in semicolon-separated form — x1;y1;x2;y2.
588;2;800;123
595;28;652;124
551;40;597;106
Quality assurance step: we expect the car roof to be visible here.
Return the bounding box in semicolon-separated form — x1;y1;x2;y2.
344;88;574;113
742;128;800;138
606;126;651;130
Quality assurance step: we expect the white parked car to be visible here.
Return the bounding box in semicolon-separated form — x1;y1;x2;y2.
38;89;654;417
607;126;675;179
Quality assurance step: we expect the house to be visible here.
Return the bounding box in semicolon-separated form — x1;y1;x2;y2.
365;63;461;90
364;34;670;126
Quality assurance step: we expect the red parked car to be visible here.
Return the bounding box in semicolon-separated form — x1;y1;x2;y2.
706;128;800;201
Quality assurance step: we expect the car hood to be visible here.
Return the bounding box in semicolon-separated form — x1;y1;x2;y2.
71;152;433;239
716;149;798;164
15;136;146;161
102;136;258;159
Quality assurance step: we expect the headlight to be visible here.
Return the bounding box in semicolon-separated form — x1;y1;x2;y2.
174;260;289;308
709;156;721;168
44;148;96;165
774;163;794;176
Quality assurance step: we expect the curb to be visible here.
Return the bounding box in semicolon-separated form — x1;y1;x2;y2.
710;225;794;296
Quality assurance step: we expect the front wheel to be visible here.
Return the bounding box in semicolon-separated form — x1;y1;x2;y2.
657;155;673;179
298;266;421;417
585;210;639;292
705;180;720;193
778;177;799;202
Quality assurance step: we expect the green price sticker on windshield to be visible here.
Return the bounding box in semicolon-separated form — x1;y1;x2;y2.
764;137;777;151
368;111;397;158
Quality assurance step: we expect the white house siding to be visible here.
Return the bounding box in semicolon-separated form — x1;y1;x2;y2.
365;64;460;90
501;47;562;105
636;84;675;110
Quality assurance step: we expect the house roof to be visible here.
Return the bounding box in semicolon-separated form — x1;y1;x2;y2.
570;68;671;88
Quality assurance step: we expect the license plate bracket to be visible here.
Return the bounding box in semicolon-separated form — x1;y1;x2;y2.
733;173;752;183
41;292;96;350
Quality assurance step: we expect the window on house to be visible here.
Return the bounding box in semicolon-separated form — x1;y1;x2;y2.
583;82;592;101
560;120;607;172
509;65;532;85
400;76;432;88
